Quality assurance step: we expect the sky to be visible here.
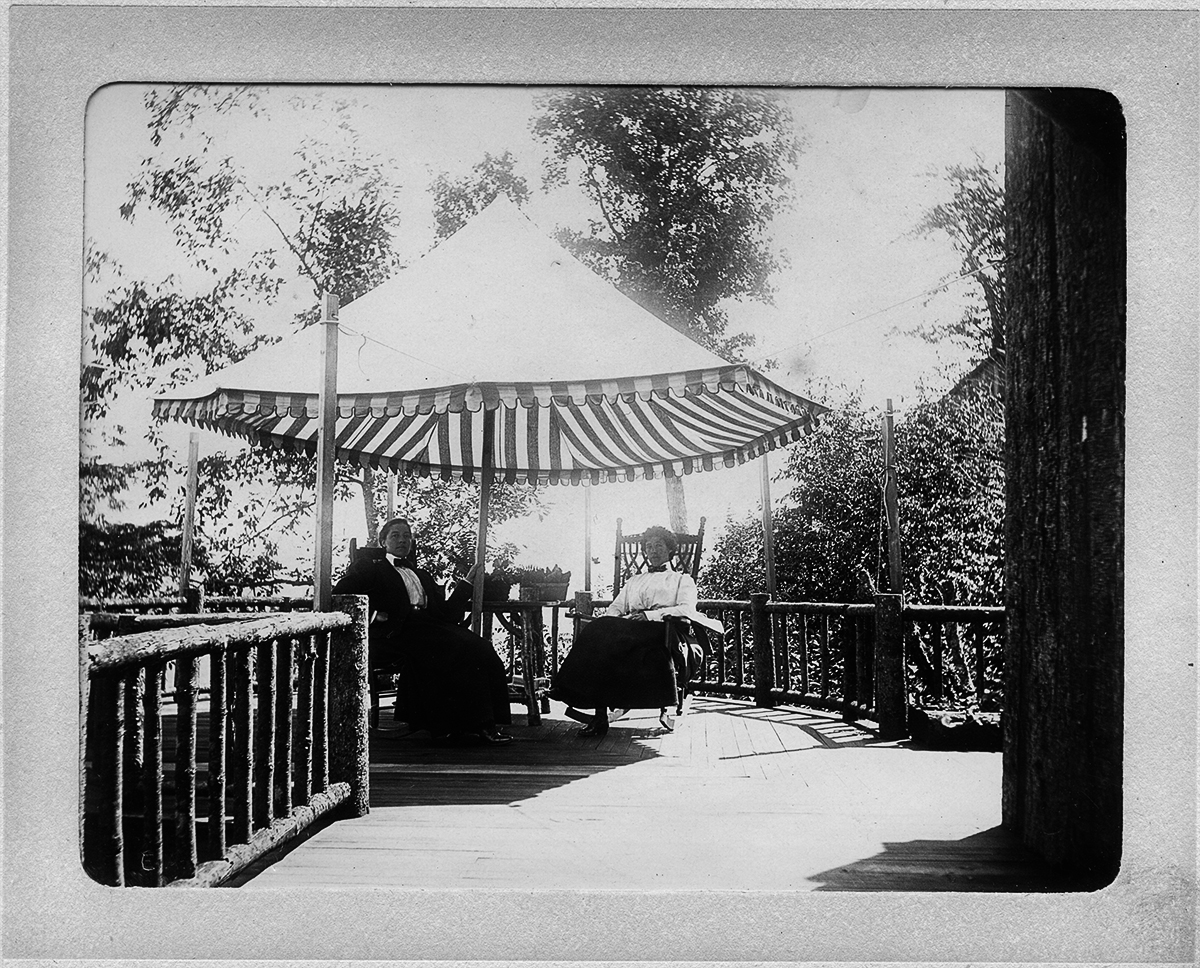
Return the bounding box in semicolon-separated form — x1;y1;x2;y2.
83;84;1004;592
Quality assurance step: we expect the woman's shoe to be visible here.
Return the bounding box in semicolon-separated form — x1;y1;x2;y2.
479;729;513;745
578;722;608;737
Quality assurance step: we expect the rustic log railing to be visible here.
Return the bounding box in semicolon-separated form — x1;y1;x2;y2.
80;595;369;888
688;595;881;724
903;604;1006;712
565;592;1004;740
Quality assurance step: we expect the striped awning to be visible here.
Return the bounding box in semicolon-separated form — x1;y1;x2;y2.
154;365;825;485
153;198;827;484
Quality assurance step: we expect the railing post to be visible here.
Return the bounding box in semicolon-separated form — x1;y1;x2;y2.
751;592;774;707
183;584;205;614
329;594;370;817
874;593;906;739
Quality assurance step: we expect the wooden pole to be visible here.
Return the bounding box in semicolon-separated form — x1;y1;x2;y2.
882;399;903;596
759;453;776;597
178;433;200;595
313;293;340;612
583;484;593;592
386;469;396;520
471;409;496;635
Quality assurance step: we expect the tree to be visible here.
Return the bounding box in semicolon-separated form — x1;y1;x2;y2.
532;87;801;361
702;383;1004;608
910;155;1005;364
533;87;802;527
83;85;543;596
430;150;530;241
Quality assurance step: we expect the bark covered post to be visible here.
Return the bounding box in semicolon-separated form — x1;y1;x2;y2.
328;593;369;817
874;593;906;739
1003;89;1126;883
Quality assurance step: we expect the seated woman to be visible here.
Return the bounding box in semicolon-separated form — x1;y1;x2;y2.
333;516;512;744
550;525;705;736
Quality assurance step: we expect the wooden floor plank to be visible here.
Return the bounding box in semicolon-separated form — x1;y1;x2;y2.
133;695;1070;892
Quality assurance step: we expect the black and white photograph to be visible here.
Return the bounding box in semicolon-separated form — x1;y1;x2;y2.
5;6;1196;964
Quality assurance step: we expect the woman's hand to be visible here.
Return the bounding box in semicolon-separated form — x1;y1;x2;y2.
626;610;647;622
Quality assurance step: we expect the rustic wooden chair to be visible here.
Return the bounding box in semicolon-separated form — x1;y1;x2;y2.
345;539;395;730
612;517;706;597
347;538;549;729
572;518;707;729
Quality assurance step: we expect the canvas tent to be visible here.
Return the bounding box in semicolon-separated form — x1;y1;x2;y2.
154;197;828;617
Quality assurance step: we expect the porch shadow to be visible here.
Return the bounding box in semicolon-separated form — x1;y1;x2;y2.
809;825;1092;892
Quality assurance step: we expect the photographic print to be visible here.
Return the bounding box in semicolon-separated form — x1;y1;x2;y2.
7;7;1195;964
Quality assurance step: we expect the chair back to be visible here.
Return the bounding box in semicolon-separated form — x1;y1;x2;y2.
348;537;386;563
612;516;706;596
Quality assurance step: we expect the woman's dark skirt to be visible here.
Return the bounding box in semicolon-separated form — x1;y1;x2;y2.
388;615;511;734
550;616;679;711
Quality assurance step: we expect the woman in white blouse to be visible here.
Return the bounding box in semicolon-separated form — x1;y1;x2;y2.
551;525;703;736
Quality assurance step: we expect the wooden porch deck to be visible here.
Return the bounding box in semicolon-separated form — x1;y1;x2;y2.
231;695;1070;892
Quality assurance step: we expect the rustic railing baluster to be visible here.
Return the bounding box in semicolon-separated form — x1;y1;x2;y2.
799;614;809;696
296;636;315;808
231;647;254;845
820;615;831;699
175;655;200;879
773;612;788;693
840;615;857;720
142;662;165;886
716;611;727;685
313;633;329;793
254;641;277;828
729;614;739;690
275;636;295;817
208;647;227;859
123;671;144;816
973;621;986;705
931;619;945;704
91;674;124;885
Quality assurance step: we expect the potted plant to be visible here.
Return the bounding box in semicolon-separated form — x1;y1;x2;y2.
482;563;515;601
511;565;572;602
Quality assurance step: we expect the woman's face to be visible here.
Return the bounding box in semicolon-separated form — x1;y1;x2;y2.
383;521;414;559
643;535;672;568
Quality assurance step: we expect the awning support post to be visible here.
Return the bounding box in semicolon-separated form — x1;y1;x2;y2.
471;408;496;634
313;293;340;612
759;453;776;598
178;432;200;595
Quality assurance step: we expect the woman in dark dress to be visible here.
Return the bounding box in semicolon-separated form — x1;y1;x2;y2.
333;517;512;744
551;525;704;737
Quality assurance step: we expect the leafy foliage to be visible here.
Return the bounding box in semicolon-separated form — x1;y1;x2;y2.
430;151;530;240
532;87;801;360
909;156;1005;362
702;381;1004;608
83;86;414;597
366;475;545;586
79;519;193;600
